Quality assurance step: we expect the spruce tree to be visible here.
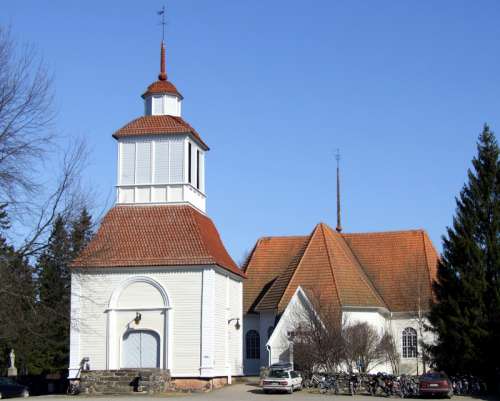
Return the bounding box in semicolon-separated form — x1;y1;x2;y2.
429;124;500;384
36;208;93;373
37;215;72;372
0;204;40;374
70;207;93;258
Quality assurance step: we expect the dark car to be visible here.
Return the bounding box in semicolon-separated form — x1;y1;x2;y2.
419;372;453;398
0;377;29;399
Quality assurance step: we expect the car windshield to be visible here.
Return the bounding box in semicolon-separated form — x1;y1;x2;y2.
268;369;289;378
422;373;447;380
0;377;15;385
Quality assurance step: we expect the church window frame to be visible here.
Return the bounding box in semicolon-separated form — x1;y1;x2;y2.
402;327;417;358
246;330;260;360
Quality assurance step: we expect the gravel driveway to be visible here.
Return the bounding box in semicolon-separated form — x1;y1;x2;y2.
31;382;495;401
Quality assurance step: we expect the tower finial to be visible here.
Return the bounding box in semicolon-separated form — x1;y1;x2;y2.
158;6;167;81
335;149;342;233
158;5;166;42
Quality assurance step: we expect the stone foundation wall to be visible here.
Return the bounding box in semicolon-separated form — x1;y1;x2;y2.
80;369;170;394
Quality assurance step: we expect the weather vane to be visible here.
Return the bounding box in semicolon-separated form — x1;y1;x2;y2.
158;5;166;42
335;148;341;167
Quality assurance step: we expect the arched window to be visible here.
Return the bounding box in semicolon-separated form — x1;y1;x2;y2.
267;326;274;340
246;330;260;360
402;327;417;358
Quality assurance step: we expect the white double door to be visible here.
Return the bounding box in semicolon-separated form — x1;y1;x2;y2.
122;330;160;368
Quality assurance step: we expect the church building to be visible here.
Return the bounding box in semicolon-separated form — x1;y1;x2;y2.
69;41;245;388
243;190;439;375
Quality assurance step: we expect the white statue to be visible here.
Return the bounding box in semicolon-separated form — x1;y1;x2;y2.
9;349;15;369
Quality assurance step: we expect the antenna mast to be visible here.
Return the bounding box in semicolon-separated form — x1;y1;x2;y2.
335;149;342;233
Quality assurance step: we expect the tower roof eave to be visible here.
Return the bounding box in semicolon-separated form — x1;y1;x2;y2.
112;115;209;150
141;80;184;99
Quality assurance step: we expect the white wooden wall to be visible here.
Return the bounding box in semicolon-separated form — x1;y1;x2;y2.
248;302;438;375
70;266;243;379
70;267;203;377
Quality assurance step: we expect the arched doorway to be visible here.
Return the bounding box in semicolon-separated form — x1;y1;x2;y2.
107;276;171;370
122;330;160;368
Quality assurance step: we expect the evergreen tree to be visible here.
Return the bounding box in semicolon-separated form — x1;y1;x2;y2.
70;207;93;259
0;204;41;374
37;215;72;372
36;208;93;373
429;124;500;384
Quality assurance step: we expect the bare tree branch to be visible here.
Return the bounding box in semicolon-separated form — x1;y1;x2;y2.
0;26;55;203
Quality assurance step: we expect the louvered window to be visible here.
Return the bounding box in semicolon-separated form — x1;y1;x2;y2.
120;141;135;185
135;141;151;184
169;138;184;182
154;139;169;183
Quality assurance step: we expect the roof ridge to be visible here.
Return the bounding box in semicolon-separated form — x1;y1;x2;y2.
275;227;317;311
188;207;217;265
257;235;309;240
328;226;388;308
342;229;425;236
319;224;343;309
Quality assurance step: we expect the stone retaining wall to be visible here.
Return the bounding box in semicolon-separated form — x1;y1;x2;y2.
80;369;170;394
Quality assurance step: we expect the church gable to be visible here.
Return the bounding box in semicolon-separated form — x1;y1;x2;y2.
321;225;386;308
275;224;342;313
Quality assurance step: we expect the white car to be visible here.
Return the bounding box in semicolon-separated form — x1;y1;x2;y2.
262;369;303;394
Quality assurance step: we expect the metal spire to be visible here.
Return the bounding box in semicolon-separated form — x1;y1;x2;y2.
157;6;167;81
335;149;342;233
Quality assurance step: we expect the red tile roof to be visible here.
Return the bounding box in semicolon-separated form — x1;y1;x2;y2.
243;236;308;313
112;115;209;150
244;224;438;314
142;79;183;99
72;205;245;278
343;230;438;312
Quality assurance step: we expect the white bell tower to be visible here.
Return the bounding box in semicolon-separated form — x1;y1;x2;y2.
113;41;208;213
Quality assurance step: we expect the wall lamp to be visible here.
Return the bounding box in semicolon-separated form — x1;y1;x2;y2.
228;317;241;330
134;312;142;325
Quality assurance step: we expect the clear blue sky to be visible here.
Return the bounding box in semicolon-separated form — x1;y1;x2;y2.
2;0;500;263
